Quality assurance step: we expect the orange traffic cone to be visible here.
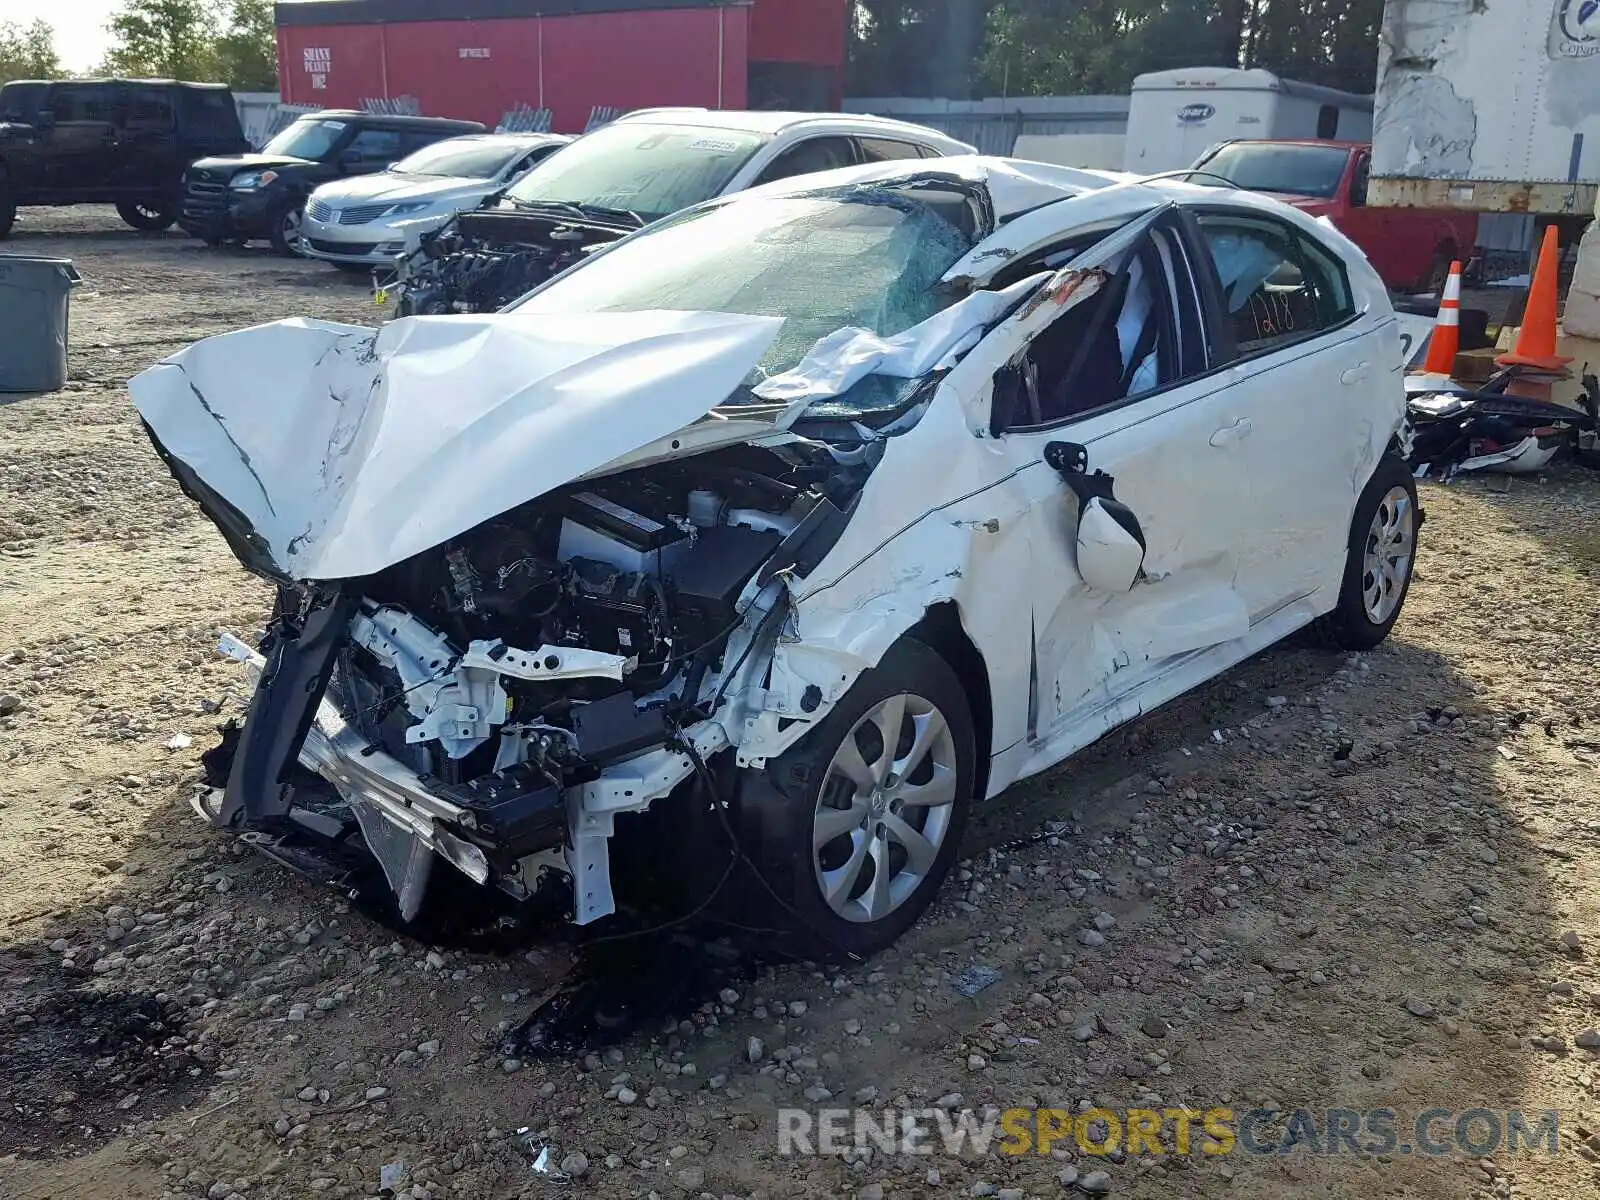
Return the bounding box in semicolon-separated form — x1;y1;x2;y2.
1416;260;1463;377
1498;225;1574;370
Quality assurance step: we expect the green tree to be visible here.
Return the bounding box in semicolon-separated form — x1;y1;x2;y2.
101;0;220;81
215;0;277;91
850;0;1386;100
0;19;64;85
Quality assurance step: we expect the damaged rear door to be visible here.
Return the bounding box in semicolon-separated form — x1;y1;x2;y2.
1188;209;1397;618
979;207;1254;760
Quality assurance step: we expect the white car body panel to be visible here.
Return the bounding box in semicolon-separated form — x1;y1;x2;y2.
144;155;1408;929
129;310;783;580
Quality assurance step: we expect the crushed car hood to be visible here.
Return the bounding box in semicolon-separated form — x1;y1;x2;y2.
130;310;783;581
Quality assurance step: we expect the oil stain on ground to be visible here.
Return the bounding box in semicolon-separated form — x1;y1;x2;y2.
0;960;204;1158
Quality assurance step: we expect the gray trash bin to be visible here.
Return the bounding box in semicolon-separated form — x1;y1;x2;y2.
0;254;82;393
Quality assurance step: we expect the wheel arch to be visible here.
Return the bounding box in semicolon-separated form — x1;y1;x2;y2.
903;602;993;804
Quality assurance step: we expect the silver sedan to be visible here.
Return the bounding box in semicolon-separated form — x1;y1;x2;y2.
300;132;570;268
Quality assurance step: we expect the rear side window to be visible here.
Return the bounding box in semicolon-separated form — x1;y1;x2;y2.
123;85;174;133
752;136;856;185
348;128;406;164
179;89;242;140
857;137;924;163
48;85;114;123
400;130;447;156
1196;214;1355;357
0;82;46;124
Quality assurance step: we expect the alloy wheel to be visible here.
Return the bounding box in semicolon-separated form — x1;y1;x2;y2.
1362;485;1415;624
812;692;959;924
280;207;305;254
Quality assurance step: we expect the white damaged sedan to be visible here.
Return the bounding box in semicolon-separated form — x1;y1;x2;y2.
131;155;1419;957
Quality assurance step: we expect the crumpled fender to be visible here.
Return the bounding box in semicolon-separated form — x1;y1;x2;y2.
733;377;1034;769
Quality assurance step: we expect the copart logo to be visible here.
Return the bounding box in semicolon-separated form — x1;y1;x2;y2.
1177;102;1216;124
1552;0;1600;58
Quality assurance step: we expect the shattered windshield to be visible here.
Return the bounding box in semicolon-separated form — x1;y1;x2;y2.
502;122;766;222
508;188;977;400
263;118;348;162
1193;143;1350;199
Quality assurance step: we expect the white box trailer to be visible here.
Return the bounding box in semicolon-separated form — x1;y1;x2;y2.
1124;67;1373;175
1371;0;1600;216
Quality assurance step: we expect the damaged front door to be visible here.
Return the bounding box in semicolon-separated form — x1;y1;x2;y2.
981;208;1253;764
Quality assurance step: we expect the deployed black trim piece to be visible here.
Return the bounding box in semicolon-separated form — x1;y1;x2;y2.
218;593;357;829
274;0;742;26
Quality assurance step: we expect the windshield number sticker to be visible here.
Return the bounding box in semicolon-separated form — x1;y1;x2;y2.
686;138;743;153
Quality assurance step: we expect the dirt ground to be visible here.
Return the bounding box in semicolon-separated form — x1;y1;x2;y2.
5;208;1600;1200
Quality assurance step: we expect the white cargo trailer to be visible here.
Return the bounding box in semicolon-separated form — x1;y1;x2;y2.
1124;67;1373;175
1372;0;1600;217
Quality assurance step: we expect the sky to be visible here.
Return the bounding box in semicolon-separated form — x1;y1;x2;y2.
14;0;122;74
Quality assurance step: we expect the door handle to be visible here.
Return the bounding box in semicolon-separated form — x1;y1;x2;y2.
1340;362;1371;385
1209;417;1252;447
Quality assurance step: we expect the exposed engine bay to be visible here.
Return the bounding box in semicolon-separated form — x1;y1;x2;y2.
207;441;866;922
392;206;637;315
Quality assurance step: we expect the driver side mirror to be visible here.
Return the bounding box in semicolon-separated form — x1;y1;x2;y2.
1044;439;1147;592
1075;496;1147;592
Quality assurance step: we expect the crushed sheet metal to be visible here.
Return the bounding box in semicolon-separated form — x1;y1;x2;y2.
131;310;783;581
733;154;1132;225
1016;265;1108;319
754;272;1052;409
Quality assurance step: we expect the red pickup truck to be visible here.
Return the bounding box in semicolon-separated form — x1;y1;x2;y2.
1190;139;1478;295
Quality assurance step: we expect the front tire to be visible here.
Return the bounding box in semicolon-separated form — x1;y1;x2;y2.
0;185;15;240
740;638;975;959
116;200;176;231
268;202;306;256
1317;454;1421;651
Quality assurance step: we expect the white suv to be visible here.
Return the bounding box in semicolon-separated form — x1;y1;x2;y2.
389;108;975;314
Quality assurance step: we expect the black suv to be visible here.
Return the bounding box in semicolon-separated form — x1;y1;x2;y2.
0;78;248;239
179;111;486;255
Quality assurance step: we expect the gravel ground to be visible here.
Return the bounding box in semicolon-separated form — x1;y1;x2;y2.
6;208;1600;1200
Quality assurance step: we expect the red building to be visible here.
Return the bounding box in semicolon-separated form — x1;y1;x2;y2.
273;0;849;133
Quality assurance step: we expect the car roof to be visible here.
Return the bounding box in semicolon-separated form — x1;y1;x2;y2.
614;107;973;149
732;154;1144;219
302;110;485;130
3;77;232;91
434;132;571;146
731;153;1345;240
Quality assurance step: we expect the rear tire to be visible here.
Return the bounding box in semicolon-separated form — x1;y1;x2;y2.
0;185;15;240
738;638;975;960
1316;454;1421;651
116;200;176;231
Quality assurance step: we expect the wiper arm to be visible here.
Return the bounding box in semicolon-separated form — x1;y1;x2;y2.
574;203;646;227
499;197;587;219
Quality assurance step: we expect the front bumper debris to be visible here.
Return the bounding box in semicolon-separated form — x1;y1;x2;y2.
216;632;494;915
210;631;731;925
